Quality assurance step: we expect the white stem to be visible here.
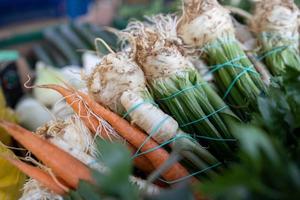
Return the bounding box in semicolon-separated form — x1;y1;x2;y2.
121;91;179;144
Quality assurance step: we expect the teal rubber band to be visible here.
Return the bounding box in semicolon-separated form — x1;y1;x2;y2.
158;82;207;102
210;63;258;75
132;134;196;159
222;66;253;99
257;45;289;61
192;134;237;142
209;55;247;71
180;105;228;128
133;116;171;158
122;99;157;118
159;162;222;184
88;160;99;167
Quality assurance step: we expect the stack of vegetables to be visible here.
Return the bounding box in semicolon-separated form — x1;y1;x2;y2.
34;23;116;68
86;50;218;178
2;0;300;199
122;15;240;161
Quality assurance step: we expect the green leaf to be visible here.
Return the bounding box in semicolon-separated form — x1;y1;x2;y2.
68;191;84;200
77;180;101;200
94;139;132;180
146;183;194;200
92;139;139;200
198;125;300;200
232;124;278;165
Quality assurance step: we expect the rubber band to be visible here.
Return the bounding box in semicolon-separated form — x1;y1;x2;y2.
207;54;258;75
158;162;222;184
192;134;237;142
132;134;197;159
180;105;228;128
222;65;253;99
157;82;207;102
257;45;289;61
210;62;258;75
133;116;171;158
87;159;99;167
209;55;247;71
122;99;158;118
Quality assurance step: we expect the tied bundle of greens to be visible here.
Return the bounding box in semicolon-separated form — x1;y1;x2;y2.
177;0;266;120
251;0;300;76
86;50;219;178
122;15;240;161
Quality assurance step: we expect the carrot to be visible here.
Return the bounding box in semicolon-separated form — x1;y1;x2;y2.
43;84;189;182
39;84;154;174
0;120;93;189
1;155;68;195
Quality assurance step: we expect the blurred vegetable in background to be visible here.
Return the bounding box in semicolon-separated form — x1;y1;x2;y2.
199;124;300;200
0;144;26;200
0;88;18;145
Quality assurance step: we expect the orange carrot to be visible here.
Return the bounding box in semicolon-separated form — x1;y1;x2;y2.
0;120;93;189
39;84;154;174
43;84;189;182
1;155;68;195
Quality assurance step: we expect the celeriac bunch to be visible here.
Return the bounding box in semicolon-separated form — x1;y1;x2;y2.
251;0;300;76
177;0;266;120
122;15;240;160
86;51;219;178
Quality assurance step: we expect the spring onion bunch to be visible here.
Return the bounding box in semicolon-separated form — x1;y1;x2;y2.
86;51;220;177
123;15;240;160
177;0;266;120
251;0;300;76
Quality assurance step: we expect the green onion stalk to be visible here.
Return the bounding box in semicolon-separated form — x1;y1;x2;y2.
86;51;219;178
123;15;240;161
251;0;300;76
177;0;267;120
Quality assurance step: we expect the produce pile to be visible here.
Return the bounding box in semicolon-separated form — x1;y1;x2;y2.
1;0;300;199
33;23;117;68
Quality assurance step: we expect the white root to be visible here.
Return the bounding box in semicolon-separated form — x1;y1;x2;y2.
143;47;195;79
87;52;146;114
123;15;196;79
251;0;299;42
121;91;179;144
177;0;234;48
20;179;62;200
